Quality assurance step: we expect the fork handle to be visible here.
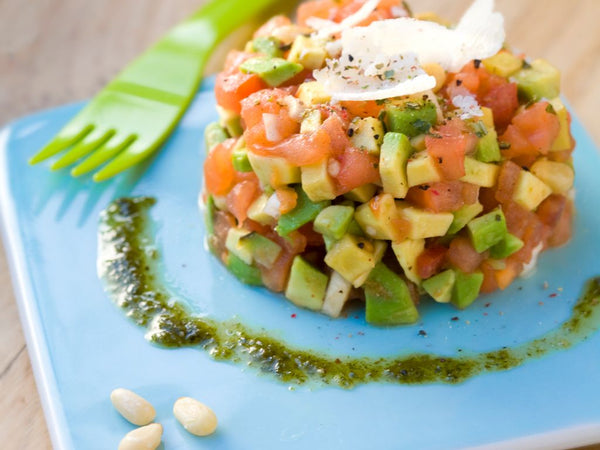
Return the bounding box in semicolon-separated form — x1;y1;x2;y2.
109;0;281;102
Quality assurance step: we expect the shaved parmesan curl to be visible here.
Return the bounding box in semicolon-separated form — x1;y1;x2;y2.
314;0;505;101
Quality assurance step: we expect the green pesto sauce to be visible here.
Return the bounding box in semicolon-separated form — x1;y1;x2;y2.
98;197;600;388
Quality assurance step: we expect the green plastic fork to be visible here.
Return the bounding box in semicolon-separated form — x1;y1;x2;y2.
29;0;281;182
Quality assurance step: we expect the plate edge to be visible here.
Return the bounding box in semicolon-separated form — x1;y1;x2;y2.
0;126;74;450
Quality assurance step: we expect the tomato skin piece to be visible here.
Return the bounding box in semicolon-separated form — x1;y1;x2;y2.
417;246;448;279
339;100;385;119
204;139;236;196
480;260;499;294
500;102;561;159
215;72;267;114
447;236;485;274
253;15;291;38
494;160;522;205
481;82;519;132
426;120;473;181
334;147;381;195
406;182;462;213
226;179;260;224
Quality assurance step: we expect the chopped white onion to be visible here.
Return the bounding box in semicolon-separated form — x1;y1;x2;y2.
520;242;544;279
262;113;282;142
263;193;282;219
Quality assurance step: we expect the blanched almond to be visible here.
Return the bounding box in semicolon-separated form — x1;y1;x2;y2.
118;423;162;450
173;397;218;436
110;388;156;426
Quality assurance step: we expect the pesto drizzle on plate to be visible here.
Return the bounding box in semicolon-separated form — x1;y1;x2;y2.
98;197;600;388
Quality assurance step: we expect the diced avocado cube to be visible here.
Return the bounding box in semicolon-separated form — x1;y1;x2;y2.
349;117;385;155
384;99;438;138
475;128;501;163
225;253;263;286
322;271;353;318
276;186;330;236
347;218;366;237
216;106;243;137
355;194;408;241
406;151;442;187
391;238;425;284
530;158;574;194
397;205;453;240
483;51;523;78
247;152;300;189
344;184;377;202
451;270;484;309
364;262;419;326
225;228;253;264
489;233;524;259
314;205;354;240
285;256;328;311
240;57;303;87
239;232;282;269
549;98;571;151
300;109;322;134
204;195;216;235
301;159;337;202
423;269;456;303
251;36;284;58
512;170;552;210
353;240;388;287
380;132;413;199
460;157;499;187
232;146;253;172
297;81;331;105
513;59;561;102
447;202;483;235
247;193;276;226
324;234;377;287
288;35;327;70
466;207;508;253
204;122;229;152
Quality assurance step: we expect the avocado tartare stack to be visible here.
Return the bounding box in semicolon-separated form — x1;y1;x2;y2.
201;0;575;325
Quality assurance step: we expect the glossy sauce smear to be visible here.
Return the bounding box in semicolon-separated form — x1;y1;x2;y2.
98;197;600;388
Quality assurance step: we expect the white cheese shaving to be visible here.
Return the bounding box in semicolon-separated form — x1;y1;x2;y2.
314;0;505;101
262;113;282;142
452;95;484;120
314;52;436;101
307;0;381;38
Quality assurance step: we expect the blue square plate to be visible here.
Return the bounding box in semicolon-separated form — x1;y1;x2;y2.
1;79;600;449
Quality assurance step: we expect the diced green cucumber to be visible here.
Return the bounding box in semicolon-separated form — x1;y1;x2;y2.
232;146;253;172
240;57;303;87
384;99;437;138
466;207;508;253
364;262;419;326
513;59;561;102
313;205;354;240
251;36;284;58
276;186;330;236
489;233;524;259
204;122;229;152
285;256;328;311
379;132;413;198
475;128;501;163
422;269;456;303
205;195;216;235
451;270;484;309
225;253;263;286
447;202;483;235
